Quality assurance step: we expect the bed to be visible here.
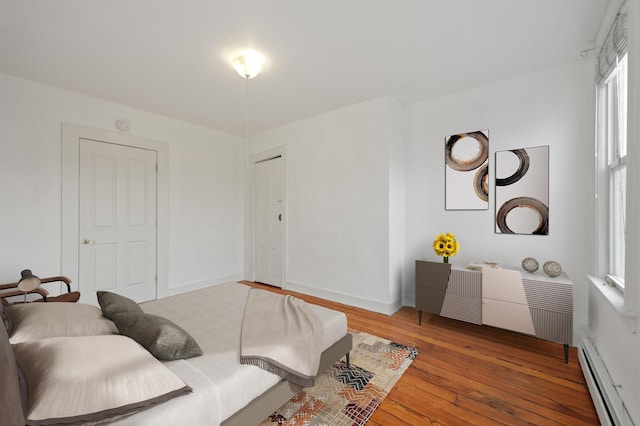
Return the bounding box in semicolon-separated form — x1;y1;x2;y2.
0;282;352;426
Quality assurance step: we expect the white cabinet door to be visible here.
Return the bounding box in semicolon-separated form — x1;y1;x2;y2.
482;267;535;335
482;298;536;335
482;267;528;303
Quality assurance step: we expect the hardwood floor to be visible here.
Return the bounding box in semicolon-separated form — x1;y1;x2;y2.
243;281;599;425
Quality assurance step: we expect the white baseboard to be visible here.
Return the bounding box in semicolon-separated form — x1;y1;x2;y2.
285;280;402;315
579;338;634;426
164;274;244;298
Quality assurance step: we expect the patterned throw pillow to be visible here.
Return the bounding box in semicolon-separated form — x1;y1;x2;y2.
97;291;144;317
110;312;203;361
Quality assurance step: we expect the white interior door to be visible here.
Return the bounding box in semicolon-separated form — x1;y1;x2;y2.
79;139;157;304
253;156;283;287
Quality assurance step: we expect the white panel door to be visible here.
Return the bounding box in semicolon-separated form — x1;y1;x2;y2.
79;139;157;304
253;156;283;287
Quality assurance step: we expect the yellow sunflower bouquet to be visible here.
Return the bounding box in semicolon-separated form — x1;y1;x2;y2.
433;233;460;263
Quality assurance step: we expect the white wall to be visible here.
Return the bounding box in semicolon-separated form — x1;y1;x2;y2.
0;73;246;294
248;96;404;314
586;0;640;422
248;62;596;333
588;285;639;423
388;105;406;312
403;60;595;342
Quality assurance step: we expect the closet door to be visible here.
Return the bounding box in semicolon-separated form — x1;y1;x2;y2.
253;156;283;287
79;139;158;304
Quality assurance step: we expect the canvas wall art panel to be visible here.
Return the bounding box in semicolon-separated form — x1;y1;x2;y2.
495;145;549;235
444;130;489;210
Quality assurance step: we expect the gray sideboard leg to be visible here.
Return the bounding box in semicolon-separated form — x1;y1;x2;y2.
419;310;423;325
564;344;569;363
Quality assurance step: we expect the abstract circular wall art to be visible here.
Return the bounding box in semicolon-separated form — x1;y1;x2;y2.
444;130;490;210
495;145;549;235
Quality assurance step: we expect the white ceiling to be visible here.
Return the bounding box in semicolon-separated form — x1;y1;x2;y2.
0;0;609;136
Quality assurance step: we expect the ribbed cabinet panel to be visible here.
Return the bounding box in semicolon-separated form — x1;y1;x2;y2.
441;294;482;324
529;308;573;344
440;267;483;324
522;278;573;314
447;268;482;298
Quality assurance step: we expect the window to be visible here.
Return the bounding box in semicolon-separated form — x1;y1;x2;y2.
596;1;628;292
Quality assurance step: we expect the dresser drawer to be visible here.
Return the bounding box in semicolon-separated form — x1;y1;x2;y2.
415;287;446;314
415;260;451;290
482;298;536;335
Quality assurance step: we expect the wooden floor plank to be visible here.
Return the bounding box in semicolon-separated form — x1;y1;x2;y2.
242;281;599;425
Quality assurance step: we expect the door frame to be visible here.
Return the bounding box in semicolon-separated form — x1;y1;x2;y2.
246;146;286;287
61;123;169;300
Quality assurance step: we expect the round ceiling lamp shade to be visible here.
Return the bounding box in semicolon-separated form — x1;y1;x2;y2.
232;51;264;79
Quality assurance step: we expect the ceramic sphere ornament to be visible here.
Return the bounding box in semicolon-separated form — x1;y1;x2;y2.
521;257;539;273
543;260;562;277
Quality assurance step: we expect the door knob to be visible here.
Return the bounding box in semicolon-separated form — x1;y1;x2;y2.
278;214;282;221
82;239;96;245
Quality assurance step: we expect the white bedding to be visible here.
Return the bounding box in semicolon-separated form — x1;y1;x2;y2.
112;282;347;425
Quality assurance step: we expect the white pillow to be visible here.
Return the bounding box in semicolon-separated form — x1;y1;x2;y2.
13;334;192;425
7;302;118;344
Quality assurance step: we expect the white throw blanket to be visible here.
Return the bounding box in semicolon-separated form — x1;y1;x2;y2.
240;288;324;387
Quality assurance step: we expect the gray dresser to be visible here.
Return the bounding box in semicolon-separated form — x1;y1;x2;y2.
415;260;573;362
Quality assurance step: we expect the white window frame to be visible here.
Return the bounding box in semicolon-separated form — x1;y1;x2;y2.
596;54;628;293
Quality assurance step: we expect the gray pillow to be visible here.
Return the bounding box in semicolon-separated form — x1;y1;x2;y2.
111;312;203;361
97;291;143;318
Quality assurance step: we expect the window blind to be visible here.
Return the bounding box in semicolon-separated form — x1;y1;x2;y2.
597;0;629;83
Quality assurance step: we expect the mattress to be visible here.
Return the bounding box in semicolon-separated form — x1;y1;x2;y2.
114;282;347;425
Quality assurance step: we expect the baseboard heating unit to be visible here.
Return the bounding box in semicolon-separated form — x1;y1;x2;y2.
578;338;635;426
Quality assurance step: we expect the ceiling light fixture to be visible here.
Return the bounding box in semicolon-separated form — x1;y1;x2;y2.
231;51;264;79
232;50;265;143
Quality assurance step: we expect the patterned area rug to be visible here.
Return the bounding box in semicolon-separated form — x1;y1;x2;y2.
259;330;418;426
